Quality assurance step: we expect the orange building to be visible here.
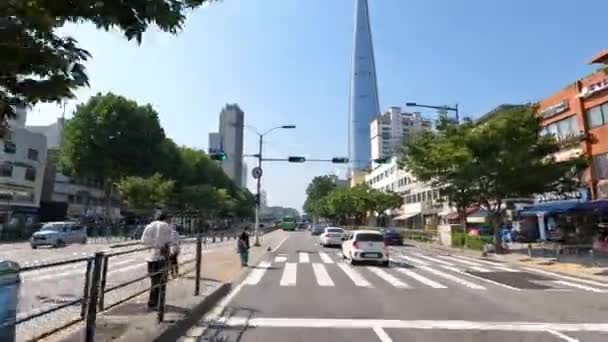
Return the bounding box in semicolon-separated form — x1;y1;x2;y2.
538;49;608;199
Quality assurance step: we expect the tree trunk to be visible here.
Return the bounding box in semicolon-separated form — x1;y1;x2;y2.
488;213;503;254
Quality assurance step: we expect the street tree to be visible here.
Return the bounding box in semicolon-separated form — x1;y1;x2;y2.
0;0;219;134
303;175;337;218
370;190;403;226
116;173;175;213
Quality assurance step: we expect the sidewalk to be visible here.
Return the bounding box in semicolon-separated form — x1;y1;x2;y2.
47;230;287;342
405;239;608;283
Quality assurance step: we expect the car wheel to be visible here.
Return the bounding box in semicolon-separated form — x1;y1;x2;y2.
80;238;87;244
381;260;389;267
349;254;358;266
31;245;37;249
54;240;64;248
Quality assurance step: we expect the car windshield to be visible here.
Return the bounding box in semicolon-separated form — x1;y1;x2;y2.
40;224;62;232
356;233;384;242
327;228;343;233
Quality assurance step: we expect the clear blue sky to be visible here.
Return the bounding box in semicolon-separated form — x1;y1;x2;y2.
31;0;608;212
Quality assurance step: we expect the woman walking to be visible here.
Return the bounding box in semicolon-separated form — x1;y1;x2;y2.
238;227;250;267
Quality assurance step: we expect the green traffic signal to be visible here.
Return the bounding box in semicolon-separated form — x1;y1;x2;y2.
288;156;306;163
210;152;227;161
331;157;349;164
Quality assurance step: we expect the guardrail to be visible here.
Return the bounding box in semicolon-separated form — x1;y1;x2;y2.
3;227;254;342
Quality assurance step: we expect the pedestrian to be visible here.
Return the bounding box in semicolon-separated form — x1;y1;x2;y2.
238;227;251;267
140;213;179;310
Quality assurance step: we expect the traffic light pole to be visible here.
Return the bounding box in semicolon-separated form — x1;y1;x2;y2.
254;134;263;247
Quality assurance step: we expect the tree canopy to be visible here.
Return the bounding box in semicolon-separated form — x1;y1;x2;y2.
116;173;175;212
1;0;218;134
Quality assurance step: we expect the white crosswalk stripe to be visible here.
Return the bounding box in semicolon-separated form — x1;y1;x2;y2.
419;266;486;290
392;254;429;265
366;267;411;289
299;252;310;263
312;263;335;287
394;268;447;289
469;266;492;273
274;255;287;263
336;263;373;287
439;265;521;291
438;255;486;267
449;255;519;272
280;262;297;286
413;254;456;266
319;252;334;264
552;280;608;293
244;261;271;285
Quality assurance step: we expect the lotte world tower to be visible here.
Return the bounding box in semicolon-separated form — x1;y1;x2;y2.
348;0;380;171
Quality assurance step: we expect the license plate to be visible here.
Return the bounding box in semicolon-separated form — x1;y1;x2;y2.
362;252;381;258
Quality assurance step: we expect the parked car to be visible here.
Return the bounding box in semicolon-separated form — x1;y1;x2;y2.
381;227;403;245
320;227;345;247
311;224;325;236
30;222;87;248
341;230;389;267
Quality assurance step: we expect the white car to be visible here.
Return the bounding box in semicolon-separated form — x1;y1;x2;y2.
320;227;345;246
341;230;389;267
30;222;87;248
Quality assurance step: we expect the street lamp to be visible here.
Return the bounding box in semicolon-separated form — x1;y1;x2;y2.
405;102;459;124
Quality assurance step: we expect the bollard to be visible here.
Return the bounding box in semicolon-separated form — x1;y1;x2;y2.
97;256;110;311
157;245;169;324
81;259;93;318
85;252;105;342
0;260;20;342
194;236;202;296
527;243;533;258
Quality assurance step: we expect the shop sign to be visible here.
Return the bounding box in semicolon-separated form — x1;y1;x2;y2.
579;78;608;98
539;100;569;119
534;187;589;203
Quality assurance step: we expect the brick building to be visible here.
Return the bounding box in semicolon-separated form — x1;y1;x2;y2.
538;49;608;199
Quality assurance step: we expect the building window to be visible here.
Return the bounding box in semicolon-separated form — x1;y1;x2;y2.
68;195;75;203
27;148;39;161
3;141;16;154
0;163;12;177
25;167;36;181
593;153;608;180
542;116;578;141
586;102;608;128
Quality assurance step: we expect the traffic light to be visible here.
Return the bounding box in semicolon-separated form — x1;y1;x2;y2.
331;157;349;164
210;152;227;161
373;158;390;164
288;156;306;163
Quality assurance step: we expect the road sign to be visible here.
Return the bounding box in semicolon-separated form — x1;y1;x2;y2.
252;167;263;179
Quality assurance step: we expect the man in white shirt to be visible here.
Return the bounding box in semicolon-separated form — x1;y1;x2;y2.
141;213;179;309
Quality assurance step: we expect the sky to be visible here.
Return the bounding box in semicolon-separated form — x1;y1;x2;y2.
30;0;608;212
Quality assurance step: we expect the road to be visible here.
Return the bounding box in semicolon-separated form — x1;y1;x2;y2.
186;231;608;342
0;237;237;341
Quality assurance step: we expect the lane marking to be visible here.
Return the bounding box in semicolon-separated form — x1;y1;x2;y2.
366;267;411;289
547;330;581;342
523;267;608;288
274;255;287;263
272;236;289;253
244;261;271;285
373;326;393;342
552;280;608;293
219;317;608;332
438;255;485;266
336;263;373;288
393;254;429;265
451;255;518;272
394;268;447;289
312;263;334;287
280;262;297;286
439;265;521;291
318;252;334;264
299;252;310;263
414;254;456;266
469;266;492;273
419;266;486;290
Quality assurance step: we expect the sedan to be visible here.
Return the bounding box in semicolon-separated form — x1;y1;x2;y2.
342;230;389;267
381;228;403;245
320;227;345;247
311;224;325;236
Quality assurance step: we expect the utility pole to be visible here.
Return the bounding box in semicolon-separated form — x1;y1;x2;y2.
254;134;263;246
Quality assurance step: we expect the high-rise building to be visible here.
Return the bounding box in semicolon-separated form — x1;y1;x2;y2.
370;106;432;162
349;0;380;170
218;104;244;187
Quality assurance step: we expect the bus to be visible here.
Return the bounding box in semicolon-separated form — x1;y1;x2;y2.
280;216;297;231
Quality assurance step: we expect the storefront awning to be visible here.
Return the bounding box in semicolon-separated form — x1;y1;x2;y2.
394;211;420;221
518;201;582;216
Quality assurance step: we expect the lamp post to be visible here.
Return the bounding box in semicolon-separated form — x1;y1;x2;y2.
405;102;459;124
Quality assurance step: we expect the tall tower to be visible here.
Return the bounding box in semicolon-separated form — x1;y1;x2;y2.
349;0;380;170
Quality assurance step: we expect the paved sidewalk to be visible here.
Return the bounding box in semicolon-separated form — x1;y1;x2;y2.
44;230;287;342
404;239;608;283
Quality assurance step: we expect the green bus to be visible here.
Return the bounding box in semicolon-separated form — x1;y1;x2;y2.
280;217;297;231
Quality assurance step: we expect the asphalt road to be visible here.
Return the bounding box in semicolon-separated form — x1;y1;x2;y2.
185;231;608;342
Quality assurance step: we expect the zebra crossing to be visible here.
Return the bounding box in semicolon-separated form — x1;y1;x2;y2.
240;250;608;294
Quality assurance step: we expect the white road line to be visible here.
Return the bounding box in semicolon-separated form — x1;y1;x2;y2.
219;317;608;332
552;280;608;293
439;265;521;291
523;267;608;288
469;266;492;273
318;252;334;264
299;252;310;263
373;326;393;342
336;263;373;287
312;263;334;287
439;255;485;267
280;262;297;286
244;261;271;285
394;268;447;289
413;254;456;266
393;254;429;265
274;255;287;263
419;266;486;290
366;267;411;289
547;330;581;342
272;236;289;253
451;255;518;272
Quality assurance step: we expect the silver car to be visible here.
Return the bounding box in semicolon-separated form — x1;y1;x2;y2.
30;222;87;248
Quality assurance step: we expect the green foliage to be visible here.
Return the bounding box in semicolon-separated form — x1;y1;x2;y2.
0;0;218;135
303;175;337;217
116;173;175;211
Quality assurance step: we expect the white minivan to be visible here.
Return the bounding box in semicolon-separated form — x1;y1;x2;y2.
30;222;87;248
341;230;389;267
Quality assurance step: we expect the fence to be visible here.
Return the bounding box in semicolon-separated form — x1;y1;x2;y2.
2;227;252;342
